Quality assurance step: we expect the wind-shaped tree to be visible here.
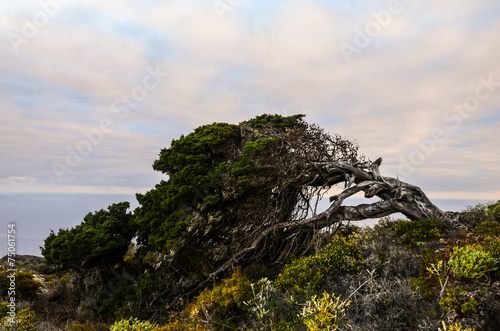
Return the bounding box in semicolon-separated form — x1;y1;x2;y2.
134;114;458;296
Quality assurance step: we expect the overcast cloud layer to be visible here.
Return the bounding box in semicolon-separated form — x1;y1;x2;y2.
1;0;499;200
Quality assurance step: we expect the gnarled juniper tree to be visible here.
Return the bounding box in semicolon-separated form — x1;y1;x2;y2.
133;114;458;297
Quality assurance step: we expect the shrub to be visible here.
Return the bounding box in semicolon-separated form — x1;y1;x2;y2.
482;236;500;257
157;320;207;331
182;268;253;328
0;306;36;331
274;237;363;296
439;286;478;318
439;321;476;331
459;203;493;228
299;292;351;331
69;322;106;331
345;277;429;330
448;244;498;279
243;277;276;328
0;270;43;300
486;201;500;221
377;218;445;248
110;317;158;331
474;221;500;236
361;237;420;279
409;276;433;300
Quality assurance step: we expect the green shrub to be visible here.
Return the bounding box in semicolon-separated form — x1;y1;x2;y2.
377;218;445;248
182;268;253;328
474;221;500;236
448;244;498;278
439;286;478;318
0;270;43;301
110;317;158;331
482;236;500;257
486;201;500;220
0;306;36;331
274;237;363;296
299;292;351;331
439;321;476;331
459;202;495;228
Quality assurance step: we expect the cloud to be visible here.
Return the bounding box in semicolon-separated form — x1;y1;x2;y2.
2;177;36;184
1;0;499;198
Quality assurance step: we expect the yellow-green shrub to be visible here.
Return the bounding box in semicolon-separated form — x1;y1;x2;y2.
448;244;498;278
182;268;252;327
110;317;158;331
474;221;500;236
0;271;42;300
299;292;351;331
483;236;500;257
439;321;476;331
275;237;363;296
0;306;36;331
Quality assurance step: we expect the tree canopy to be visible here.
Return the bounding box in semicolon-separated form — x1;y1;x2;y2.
42;202;135;271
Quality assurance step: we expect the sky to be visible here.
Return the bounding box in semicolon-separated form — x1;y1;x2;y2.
1;0;500;243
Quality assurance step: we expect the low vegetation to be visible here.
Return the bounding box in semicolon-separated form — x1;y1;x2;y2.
1;201;500;330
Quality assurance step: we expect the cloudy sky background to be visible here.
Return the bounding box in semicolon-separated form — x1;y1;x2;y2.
1;0;500;253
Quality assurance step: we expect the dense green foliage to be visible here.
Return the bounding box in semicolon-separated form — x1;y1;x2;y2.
41;202;135;271
135;123;241;250
474;221;500;236
274;237;364;296
448;244;498;279
376;218;445;248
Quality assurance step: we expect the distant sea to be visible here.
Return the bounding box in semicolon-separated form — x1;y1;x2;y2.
0;193;493;257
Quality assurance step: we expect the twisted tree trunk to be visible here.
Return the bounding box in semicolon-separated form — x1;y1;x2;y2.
187;157;463;297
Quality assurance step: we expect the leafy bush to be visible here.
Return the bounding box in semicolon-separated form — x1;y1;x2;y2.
299;292;351;331
448;244;498;278
110;317;158;331
0;270;42;300
482;236;500;257
459;203;494;228
439;321;476;331
377;218;445;248
0;306;36;331
275;237;363;296
486;201;500;220
439;286;478;317
182;268;253;328
474;221;500;236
